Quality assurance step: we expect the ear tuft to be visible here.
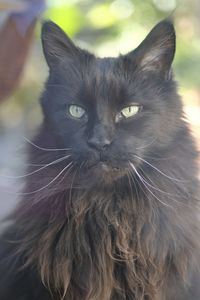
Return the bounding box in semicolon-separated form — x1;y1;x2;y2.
41;21;79;67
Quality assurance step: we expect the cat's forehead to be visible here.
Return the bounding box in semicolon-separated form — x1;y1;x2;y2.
95;57;116;71
84;56;126;89
80;57;127;104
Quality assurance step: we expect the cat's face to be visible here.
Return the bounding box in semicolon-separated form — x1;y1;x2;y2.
40;20;182;184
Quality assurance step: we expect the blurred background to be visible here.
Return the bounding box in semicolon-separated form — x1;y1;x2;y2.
0;0;199;220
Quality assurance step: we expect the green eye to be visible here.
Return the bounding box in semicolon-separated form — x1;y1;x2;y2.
120;105;140;118
69;105;86;119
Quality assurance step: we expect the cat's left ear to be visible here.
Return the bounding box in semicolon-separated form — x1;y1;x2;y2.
128;20;176;79
41;21;80;67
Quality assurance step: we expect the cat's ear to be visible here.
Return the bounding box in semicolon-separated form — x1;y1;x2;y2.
41;21;80;67
128;20;176;78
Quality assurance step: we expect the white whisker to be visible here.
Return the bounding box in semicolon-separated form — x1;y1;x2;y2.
45;84;66;88
68;165;80;204
139;167;175;196
13;162;73;195
23;136;71;152
138;167;190;207
128;170;140;204
129;162;173;208
135;137;157;150
27;163;49;167
0;155;71;179
134;155;187;182
126;172;135;212
46;164;74;194
127;170;157;233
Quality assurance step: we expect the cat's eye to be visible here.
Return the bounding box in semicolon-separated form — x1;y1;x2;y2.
121;105;140;118
68;105;86;119
115;105;141;122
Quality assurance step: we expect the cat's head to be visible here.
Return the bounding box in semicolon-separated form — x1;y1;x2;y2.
40;20;182;185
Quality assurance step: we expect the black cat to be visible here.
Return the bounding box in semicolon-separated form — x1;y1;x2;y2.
0;20;200;300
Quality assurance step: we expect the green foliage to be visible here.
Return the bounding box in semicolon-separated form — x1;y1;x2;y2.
44;4;85;36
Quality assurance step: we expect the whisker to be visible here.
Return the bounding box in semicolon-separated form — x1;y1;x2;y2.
128;165;153;206
47;163;74;193
129;162;173;209
0;155;71;179
135;137;157;150
134;155;188;183
23;136;71;152
45;84;67;88
138;167;177;196
27;163;49;167
126;172;136;212
138;167;191;207
141;154;177;161
128;170;140;204
68;165;80;205
68;161;86;190
7;162;73;195
127;170;157;233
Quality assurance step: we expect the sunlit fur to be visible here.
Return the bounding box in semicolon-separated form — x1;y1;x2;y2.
0;20;200;300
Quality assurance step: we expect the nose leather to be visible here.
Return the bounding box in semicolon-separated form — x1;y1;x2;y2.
87;124;113;151
87;136;111;151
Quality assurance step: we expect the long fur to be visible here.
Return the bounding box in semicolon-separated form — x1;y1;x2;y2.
0;20;200;300
0;125;199;300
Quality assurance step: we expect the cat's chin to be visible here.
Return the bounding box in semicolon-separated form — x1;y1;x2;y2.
79;161;129;186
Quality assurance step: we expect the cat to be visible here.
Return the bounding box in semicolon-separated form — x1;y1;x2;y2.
0;19;200;300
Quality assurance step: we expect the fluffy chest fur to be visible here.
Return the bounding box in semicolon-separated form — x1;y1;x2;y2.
14;159;199;300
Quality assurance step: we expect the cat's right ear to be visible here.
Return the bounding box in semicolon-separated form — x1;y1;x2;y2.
41;21;79;67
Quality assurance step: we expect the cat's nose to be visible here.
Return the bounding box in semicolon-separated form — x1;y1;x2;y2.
87;136;112;151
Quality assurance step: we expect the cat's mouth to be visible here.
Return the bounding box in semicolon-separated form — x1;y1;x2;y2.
83;158;128;183
87;158;120;171
98;161;120;172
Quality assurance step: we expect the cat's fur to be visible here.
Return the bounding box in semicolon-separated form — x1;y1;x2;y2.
0;20;200;300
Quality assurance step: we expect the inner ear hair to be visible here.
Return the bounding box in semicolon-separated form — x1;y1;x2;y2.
127;20;176;79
